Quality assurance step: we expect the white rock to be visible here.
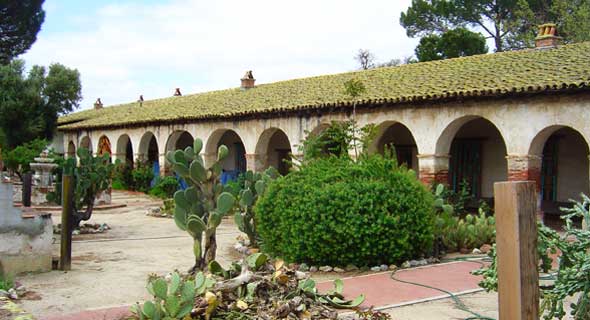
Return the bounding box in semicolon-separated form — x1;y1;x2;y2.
319;266;333;272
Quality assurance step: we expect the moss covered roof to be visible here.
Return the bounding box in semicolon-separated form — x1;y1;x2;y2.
59;42;590;130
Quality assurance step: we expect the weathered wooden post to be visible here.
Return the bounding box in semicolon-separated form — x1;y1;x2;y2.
494;181;539;320
22;172;32;207
59;172;74;271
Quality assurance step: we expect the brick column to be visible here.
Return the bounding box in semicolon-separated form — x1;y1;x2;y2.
506;154;543;220
506;155;542;192
245;153;265;172
417;154;450;186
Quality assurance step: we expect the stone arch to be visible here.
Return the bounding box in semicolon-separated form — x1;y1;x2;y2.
67;141;76;158
79;136;92;152
370;121;419;171
309;122;331;136
98;135;112;162
528;125;590;156
529;126;590;209
437;116;508;199
255;128;292;175
303;121;349;157
116;134;134;166
165;130;193;173
165;130;194;153
205;129;247;180
139;132;159;164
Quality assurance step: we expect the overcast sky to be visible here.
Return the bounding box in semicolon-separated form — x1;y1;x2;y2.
21;0;419;110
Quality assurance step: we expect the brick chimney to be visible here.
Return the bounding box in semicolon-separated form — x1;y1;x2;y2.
174;88;182;96
535;23;562;49
241;70;255;90
94;98;103;110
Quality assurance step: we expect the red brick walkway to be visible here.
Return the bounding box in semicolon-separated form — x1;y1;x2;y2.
316;261;485;309
42;261;485;320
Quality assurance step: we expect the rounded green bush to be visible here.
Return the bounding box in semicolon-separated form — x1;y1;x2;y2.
255;156;435;266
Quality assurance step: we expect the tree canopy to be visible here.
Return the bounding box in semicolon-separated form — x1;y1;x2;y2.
0;60;81;149
400;0;590;53
0;0;45;64
0;138;47;178
415;27;488;61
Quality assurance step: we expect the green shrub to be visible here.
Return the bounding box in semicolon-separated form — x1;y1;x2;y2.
111;179;126;190
113;162;133;190
435;208;495;252
0;273;13;291
112;161;154;193
255;155;435;266
131;162;154;193
149;176;179;199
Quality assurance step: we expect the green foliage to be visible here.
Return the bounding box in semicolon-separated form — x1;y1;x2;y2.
0;60;81;149
256;155;434;266
415;28;488;62
148;176;180;199
0;273;14;291
112;162;133;190
436;208;495;252
1;138;47;179
0;0;45;64
433;184;495;253
112;161;154;193
474;194;590;320
131;162;155;193
473;223;557;293
46;148;116;227
166;138;236;271
509;0;590;48
433;183;454;215
343;78;366;98
232;168;278;248
400;0;590;53
297;120;376;164
160;199;175;217
433;180;473;215
131;271;215;320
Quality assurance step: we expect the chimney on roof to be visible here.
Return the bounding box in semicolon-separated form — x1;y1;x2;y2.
241;70;255;90
174;88;182;96
94;98;103;110
535;23;562;49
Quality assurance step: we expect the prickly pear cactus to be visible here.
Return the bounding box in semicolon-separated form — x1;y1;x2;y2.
166;138;236;272
234;167;277;248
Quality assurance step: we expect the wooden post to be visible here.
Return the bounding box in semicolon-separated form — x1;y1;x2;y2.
60;173;74;271
494;181;539;320
22;172;32;207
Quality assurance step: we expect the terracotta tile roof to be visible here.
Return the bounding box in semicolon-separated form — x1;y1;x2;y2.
59;42;590;130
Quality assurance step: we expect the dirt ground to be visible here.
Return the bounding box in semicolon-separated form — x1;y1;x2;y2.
17;191;241;318
14;190;503;319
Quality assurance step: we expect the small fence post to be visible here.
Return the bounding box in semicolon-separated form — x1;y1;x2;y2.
494;181;539;320
59;173;74;271
22;172;32;207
